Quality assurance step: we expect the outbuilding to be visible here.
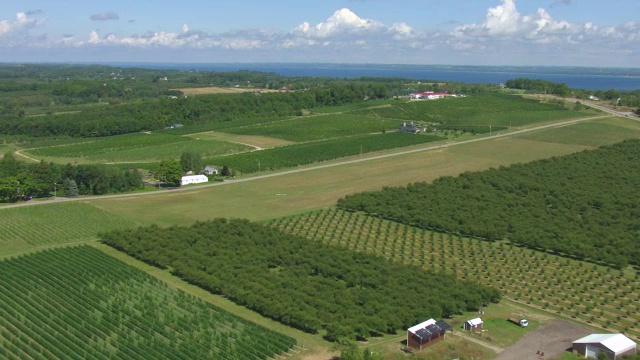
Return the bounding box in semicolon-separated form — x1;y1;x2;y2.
572;334;637;359
180;174;209;186
204;166;219;175
464;317;483;331
407;319;451;351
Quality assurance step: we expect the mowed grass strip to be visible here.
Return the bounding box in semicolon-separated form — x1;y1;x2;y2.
189;132;295;149
517;120;640;147
0;202;136;258
0;246;296;359
271;208;640;340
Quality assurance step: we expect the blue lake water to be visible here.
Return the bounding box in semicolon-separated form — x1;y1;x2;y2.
119;63;640;91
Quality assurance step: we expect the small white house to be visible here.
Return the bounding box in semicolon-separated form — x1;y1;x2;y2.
180;175;209;186
204;166;219;175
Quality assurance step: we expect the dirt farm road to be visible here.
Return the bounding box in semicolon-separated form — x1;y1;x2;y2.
495;320;593;360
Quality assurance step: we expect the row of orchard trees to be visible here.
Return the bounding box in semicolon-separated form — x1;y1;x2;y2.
0;152;143;202
0;246;296;360
338;140;640;269
100;218;501;342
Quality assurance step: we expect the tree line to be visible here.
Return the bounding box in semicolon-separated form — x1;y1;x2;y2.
100;218;500;341
0;83;400;138
338;140;640;268
0;153;143;202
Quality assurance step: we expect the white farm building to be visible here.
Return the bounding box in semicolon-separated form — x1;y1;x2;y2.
180;175;209;186
573;334;637;359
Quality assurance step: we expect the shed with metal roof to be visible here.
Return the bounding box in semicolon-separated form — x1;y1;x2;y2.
572;333;637;359
406;319;451;350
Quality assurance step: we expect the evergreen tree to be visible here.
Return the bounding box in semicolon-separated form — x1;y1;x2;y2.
63;178;79;197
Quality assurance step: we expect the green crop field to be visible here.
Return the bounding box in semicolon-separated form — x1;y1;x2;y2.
158;116;292;135
206;132;442;173
0;202;137;258
310;99;396;113
24;133;250;163
90;137;592;226
271;209;640;341
349;95;595;127
517;121;640;147
189;132;296;149
0;246;296;359
222;114;401;142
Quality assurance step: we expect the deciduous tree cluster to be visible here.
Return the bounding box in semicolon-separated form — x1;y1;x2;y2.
100;219;500;341
338;140;640;268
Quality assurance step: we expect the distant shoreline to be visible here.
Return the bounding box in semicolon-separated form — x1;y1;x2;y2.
3;62;639;90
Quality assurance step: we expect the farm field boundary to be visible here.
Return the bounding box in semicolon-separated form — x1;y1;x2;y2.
0;202;137;258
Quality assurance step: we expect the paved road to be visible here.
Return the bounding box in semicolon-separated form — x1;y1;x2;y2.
0;113;614;210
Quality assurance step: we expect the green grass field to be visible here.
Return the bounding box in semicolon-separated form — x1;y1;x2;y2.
23;133;250;163
157;116;293;135
221;114;400;142
0;246;296;359
90;136;591;226
189;132;295;149
0;202;137;258
350;95;596;127
272;208;640;340
310;99;397;113
518;120;640;146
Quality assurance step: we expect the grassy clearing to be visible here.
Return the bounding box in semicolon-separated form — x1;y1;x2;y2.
221;114;400;142
23;132;250;163
0;246;296;359
350;95;597;127
89;137;589;226
271;208;640;340
0;202;137;258
189;131;295;148
517;120;640;146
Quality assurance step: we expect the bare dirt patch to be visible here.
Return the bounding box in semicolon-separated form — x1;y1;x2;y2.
174;87;281;95
495;319;592;360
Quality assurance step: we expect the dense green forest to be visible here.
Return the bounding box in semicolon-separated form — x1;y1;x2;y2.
338;140;640;268
0;153;142;201
100;219;500;341
506;77;640;107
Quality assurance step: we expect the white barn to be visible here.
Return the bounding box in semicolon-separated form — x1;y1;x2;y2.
180;174;209;186
573;334;637;359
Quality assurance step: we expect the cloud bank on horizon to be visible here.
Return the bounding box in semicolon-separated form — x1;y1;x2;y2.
0;0;638;66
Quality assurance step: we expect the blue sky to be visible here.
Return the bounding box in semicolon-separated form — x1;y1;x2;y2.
1;0;639;66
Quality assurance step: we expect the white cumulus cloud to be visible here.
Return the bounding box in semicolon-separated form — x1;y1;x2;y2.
0;12;45;37
293;8;382;38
